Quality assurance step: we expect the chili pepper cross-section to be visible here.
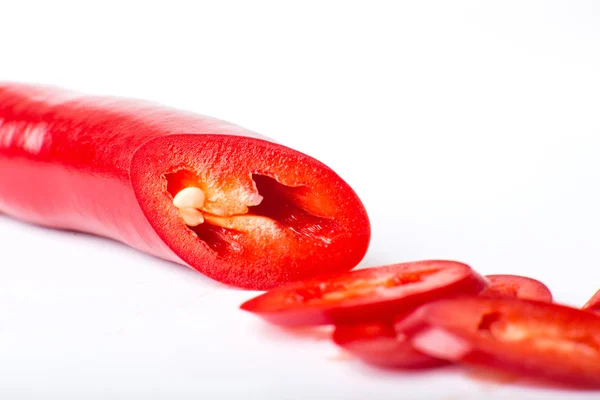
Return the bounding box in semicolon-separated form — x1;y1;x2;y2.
0;83;371;289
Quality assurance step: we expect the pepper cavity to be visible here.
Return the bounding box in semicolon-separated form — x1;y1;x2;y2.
165;169;340;256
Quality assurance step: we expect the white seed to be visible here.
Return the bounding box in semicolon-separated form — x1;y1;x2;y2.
173;187;205;210
178;207;204;227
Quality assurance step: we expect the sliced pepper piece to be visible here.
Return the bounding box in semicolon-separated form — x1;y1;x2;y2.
397;296;600;388
481;274;553;302
240;260;488;326
333;321;446;369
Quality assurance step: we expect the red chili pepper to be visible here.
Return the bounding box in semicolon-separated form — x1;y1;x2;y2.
0;83;370;289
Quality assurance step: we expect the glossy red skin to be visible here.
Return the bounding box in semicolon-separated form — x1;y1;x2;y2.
400;296;600;388
481;274;553;302
0;83;370;289
583;289;600;313
240;260;488;326
333;321;446;369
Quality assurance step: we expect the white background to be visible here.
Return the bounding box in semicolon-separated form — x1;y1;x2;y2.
1;1;600;399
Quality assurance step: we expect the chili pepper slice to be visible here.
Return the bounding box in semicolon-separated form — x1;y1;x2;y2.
240;260;488;326
583;289;600;313
481;274;553;302
333;321;446;369
0;83;370;289
398;296;600;388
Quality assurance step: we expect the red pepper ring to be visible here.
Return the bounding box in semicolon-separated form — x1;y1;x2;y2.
240;260;488;326
481;274;553;302
397;296;600;388
332;321;447;369
0;83;371;289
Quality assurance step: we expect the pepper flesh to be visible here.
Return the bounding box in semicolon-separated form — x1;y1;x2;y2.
0;83;371;289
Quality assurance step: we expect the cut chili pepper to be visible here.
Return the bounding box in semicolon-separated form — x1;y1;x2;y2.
398;296;600;388
333;321;446;369
240;260;488;326
481;274;553;302
0;83;370;289
583;289;600;313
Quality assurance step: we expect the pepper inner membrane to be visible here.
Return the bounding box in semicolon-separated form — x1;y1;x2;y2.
165;171;338;256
